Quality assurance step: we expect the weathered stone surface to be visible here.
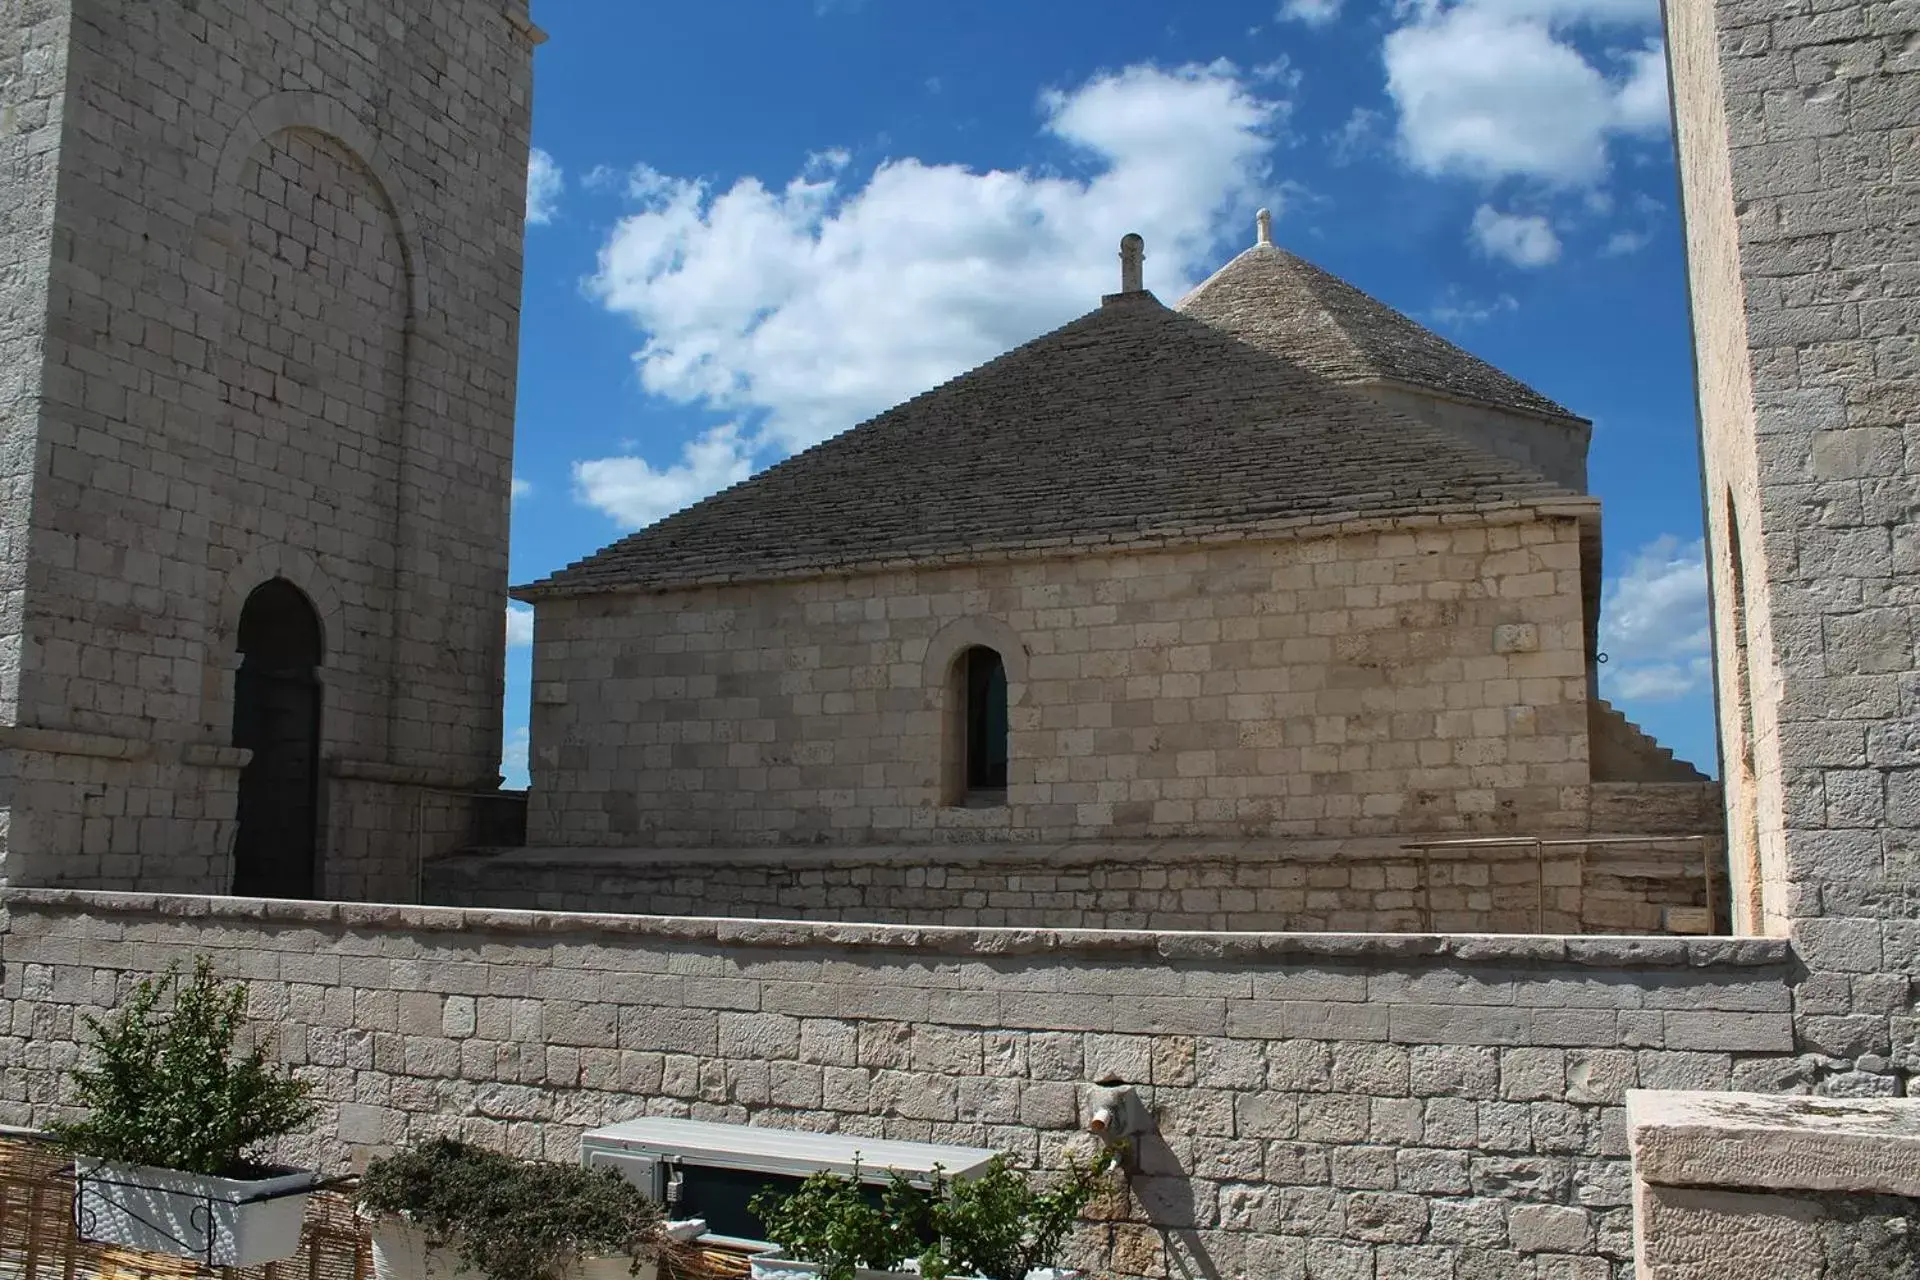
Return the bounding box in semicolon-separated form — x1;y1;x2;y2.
1630;1091;1920;1278
0;892;1802;1280
0;0;533;897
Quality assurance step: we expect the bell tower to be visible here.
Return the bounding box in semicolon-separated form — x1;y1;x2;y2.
0;0;541;899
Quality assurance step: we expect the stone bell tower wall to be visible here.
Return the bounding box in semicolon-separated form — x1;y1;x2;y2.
0;0;537;898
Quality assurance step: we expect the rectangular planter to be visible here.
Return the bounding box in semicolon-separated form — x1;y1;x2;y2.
369;1217;704;1280
749;1251;1078;1280
73;1158;317;1267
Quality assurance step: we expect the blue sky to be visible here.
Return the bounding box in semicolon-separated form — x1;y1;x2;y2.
501;0;1718;789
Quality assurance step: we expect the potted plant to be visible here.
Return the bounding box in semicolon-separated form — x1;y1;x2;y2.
358;1137;688;1280
51;956;319;1266
928;1152;1113;1280
745;1159;933;1280
748;1149;1115;1280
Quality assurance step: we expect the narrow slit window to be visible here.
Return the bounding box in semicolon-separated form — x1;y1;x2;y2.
964;646;1009;794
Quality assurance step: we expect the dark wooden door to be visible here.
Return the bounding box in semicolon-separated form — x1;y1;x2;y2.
231;579;323;899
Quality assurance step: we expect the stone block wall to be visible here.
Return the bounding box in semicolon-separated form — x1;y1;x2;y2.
1668;0;1920;946
0;891;1797;1280
529;515;1593;849
0;0;70;729
0;0;539;895
1361;383;1592;495
428;830;1720;935
1629;1092;1920;1278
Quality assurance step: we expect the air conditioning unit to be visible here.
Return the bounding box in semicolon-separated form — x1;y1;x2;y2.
580;1118;1000;1247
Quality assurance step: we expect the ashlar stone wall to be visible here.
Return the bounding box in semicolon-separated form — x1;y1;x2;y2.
433;792;1724;935
1361;383;1592;495
1666;0;1920;1102
0;0;539;898
0;891;1797;1280
1629;1092;1920;1279
528;514;1594;849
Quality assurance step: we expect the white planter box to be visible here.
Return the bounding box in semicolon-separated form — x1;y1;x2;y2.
369;1217;697;1280
749;1252;1078;1280
73;1159;316;1267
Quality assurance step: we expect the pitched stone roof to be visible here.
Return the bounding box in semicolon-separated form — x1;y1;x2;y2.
518;290;1588;599
1178;242;1583;423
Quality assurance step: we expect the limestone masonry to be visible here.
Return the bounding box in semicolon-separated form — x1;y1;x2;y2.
0;0;537;902
506;205;1716;921
1;0;1918;1275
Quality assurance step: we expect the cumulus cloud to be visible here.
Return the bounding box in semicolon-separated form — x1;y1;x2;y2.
1279;0;1344;24
1600;535;1712;702
505;602;534;647
527;148;563;226
1602;228;1652;255
573;423;757;527
1383;1;1669;186
511;475;532;501
1329;107;1383;165
1470;205;1561;266
581;59;1284;505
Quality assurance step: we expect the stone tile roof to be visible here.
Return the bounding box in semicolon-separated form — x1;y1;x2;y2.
519;292;1587;599
1177;243;1583;423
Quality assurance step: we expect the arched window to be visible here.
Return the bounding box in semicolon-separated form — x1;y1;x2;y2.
958;645;1008;799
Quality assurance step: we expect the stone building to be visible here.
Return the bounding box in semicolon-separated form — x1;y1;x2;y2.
0;0;540;902
6;0;1920;1273
493;230;1719;930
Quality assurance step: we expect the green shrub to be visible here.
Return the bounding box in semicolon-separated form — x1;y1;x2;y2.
932;1150;1115;1280
50;956;316;1178
358;1137;669;1280
748;1159;932;1280
749;1148;1117;1280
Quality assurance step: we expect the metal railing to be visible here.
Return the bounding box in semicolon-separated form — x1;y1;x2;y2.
1396;834;1717;934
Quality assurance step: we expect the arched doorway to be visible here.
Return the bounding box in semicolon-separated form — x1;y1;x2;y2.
231;578;323;898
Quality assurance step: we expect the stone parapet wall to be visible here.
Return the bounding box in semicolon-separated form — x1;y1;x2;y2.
427;833;1719;935
0;890;1797;1279
1629;1092;1920;1277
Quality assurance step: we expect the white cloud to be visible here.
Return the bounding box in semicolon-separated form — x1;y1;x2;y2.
1609;657;1712;702
1279;0;1343;25
511;475;532;501
586;61;1284;464
1383;3;1669;186
1602;228;1652;255
573;423;757;528
1329;107;1383;165
1470;205;1561;266
505;602;534;647
527;148;563;226
1426;288;1518;327
501;725;529;791
1600;535;1712;702
1612;42;1672;132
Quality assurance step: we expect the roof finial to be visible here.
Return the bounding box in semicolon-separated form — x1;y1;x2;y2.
1256;208;1273;246
1119;233;1144;293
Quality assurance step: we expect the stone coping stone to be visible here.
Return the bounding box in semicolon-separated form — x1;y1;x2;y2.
1628;1090;1920;1197
431;831;1719;875
4;887;1789;968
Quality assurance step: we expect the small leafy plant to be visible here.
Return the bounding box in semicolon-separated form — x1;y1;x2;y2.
358;1137;670;1280
51;956;316;1178
749;1148;1117;1280
749;1159;932;1280
932;1150;1116;1280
